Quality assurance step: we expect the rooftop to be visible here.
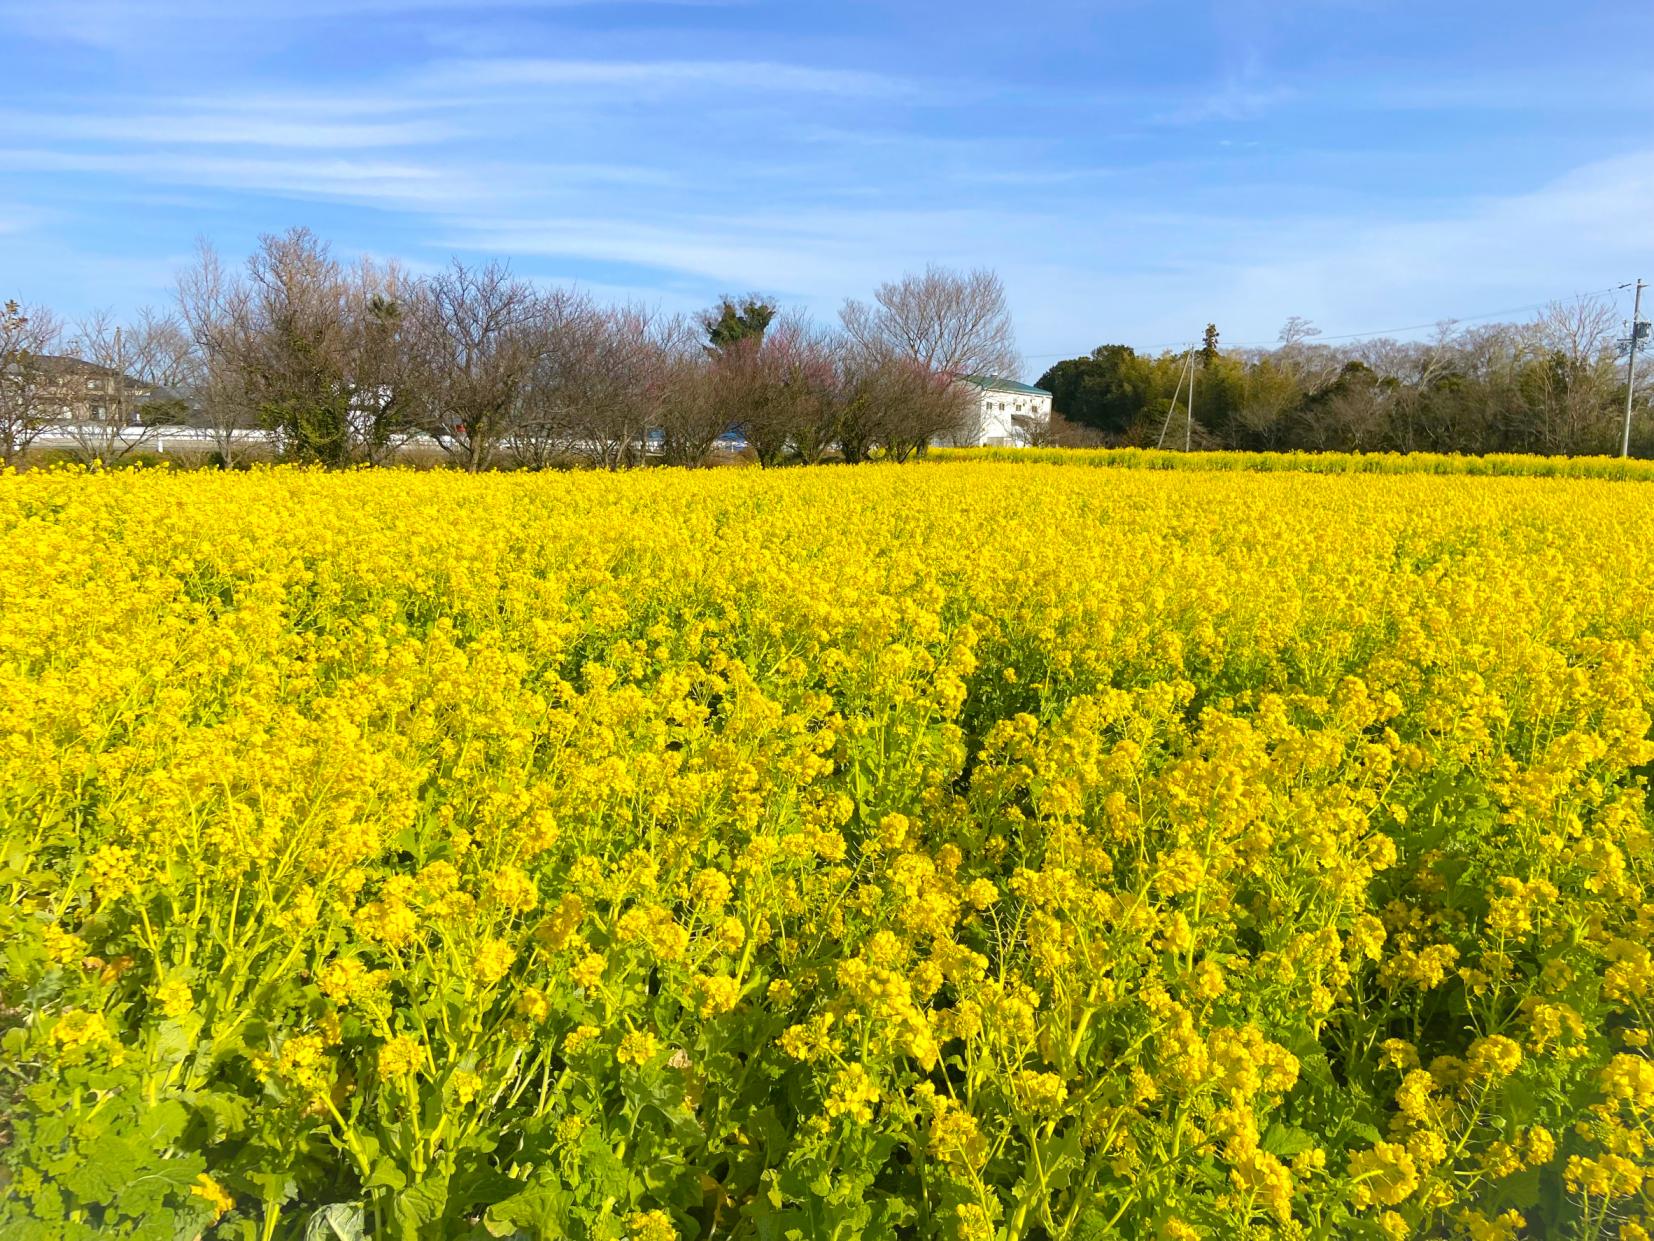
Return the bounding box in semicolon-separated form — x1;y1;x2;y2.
962;375;1050;397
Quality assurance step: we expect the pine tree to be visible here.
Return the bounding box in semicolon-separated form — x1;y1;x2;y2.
1200;323;1220;368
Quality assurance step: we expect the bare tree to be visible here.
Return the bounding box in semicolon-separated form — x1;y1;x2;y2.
237;227;362;465
507;288;596;470
0;299;63;465
344;258;421;466
1230;357;1301;450
1521;297;1622;454
1277;315;1322;347
841;265;1020;381
408;261;542;472
176;241;267;466
877;359;973;461
1010;406;1061;447
834;345;892;465
707;317;837;468
1533;296;1619;367
836;344;969;462
653;316;726;467
58;309;194;465
177;239;418;466
565;305;684;471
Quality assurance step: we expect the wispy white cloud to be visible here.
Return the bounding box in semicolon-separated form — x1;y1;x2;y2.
444;217;868;290
416;57;912;100
0;112;458;149
444;204;1074;301
1;143;687;219
0;0;744;34
0;149;475;210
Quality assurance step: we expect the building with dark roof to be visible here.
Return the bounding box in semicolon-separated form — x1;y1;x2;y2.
955;375;1053;446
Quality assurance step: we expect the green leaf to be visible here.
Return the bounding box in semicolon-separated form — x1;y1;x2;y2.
484;1184;571;1238
151;1015;204;1068
366;1157;408;1193
391;1174;450;1241
1345;1120;1384;1145
1499;1166;1543;1211
189;1089;252;1143
304;1203;366;1241
62;1137;139;1204
136;1099;192;1147
1261;1122;1315;1158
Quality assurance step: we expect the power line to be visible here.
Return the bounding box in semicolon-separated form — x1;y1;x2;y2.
1021;283;1634;363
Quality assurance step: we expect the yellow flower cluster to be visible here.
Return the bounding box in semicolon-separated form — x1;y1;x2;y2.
5;458;1654;1239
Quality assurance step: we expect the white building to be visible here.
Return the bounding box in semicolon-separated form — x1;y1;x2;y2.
957;375;1053;447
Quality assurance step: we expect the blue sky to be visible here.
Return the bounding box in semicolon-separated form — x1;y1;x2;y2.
2;0;1651;374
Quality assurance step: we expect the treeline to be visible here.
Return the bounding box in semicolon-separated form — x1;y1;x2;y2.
1039;306;1652;457
0;229;1021;469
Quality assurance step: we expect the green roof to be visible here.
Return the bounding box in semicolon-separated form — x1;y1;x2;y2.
962;375;1050;396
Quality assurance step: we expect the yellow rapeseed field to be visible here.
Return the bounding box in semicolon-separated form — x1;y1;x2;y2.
4;460;1654;1241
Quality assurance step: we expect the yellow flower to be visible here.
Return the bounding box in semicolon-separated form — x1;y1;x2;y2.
691;972;741;1018
21;451;1654;1236
472;937;517;985
624;1209;678;1241
955;1203;996;1241
154;977;194;1018
778;1014;839;1062
825;1063;880;1124
1466;1035;1523;1080
41;924;87;967
189;1173;236;1221
877;812;911;851
563;1025;602;1054
450;1070;482;1104
378;1034;424;1078
1348;1142;1419;1208
317;957;388;1007
486;865;539;916
515;986;552;1023
533;893;586;950
617;1030;659;1067
50;1009;111;1056
691;868;733;910
571;952;606;989
1010;1069;1068;1120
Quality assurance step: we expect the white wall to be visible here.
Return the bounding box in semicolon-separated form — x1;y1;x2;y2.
974;389;1052;447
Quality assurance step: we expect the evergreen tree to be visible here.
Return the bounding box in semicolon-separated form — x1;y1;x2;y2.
702;298;777;354
1200;323;1220;367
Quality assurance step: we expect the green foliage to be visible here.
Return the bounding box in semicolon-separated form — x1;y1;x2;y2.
703;299;778;353
1199;324;1220;367
1035;345;1156;438
1036;322;1644;457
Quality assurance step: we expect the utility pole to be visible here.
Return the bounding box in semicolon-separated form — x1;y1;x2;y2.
1157;348;1193;450
1186;346;1197;451
1624;280;1646;458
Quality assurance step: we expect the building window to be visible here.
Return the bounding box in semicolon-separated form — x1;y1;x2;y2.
90;403;108;420
85;378;103;392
